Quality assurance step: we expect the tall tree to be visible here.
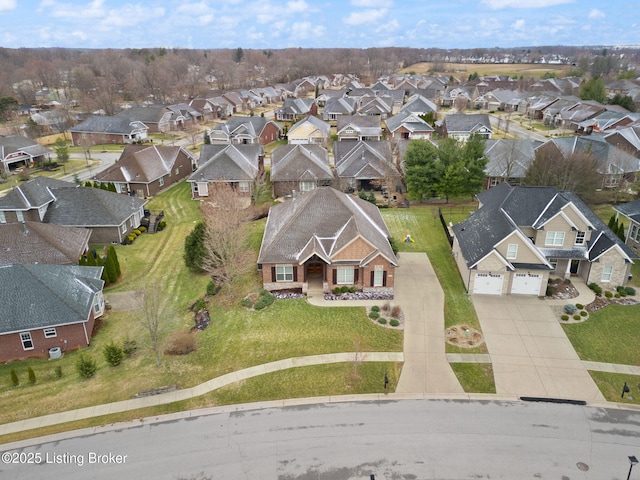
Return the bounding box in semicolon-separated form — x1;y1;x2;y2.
140;283;168;367
523;148;601;195
403;139;440;200
579;77;607;103
53;137;69;164
183;221;207;272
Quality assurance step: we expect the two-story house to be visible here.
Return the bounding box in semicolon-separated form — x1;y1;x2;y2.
451;183;635;296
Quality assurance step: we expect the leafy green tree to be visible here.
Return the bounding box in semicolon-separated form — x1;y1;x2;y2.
608;214;617;230
184;221;207;272
104;250;118;284
233;47;244;63
460;133;489;197
618;69;637;80
203;132;211;144
404;139;440;200
579;77;607;103
468;72;479;81
0;96;18;121
53;137;69;163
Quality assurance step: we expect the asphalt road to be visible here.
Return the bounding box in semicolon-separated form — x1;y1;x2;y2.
488;114;548;142
2;399;640;479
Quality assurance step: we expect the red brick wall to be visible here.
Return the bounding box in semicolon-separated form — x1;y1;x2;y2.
0;320;93;363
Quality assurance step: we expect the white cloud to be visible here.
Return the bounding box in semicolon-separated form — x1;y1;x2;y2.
343;8;387;26
46;0;106;18
290;21;325;40
257;12;276;24
287;0;308;13
102;5;164;28
482;0;573;9
512;19;525;30
0;0;16;12
588;9;605;19
350;0;389;6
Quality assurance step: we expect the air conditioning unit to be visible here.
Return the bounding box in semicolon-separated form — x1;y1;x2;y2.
49;347;62;360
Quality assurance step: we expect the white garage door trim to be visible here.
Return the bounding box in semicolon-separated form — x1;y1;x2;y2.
473;273;504;295
510;273;543;295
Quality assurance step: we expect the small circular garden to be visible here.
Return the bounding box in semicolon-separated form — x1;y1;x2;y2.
366;303;404;329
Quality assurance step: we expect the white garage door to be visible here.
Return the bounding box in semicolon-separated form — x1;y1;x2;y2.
473;273;504;295
510;273;543;295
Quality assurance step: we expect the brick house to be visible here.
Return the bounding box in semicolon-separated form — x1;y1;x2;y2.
0;264;105;362
92;145;197;198
209;116;280;145
69;116;148;146
257;187;398;294
451;183;635;296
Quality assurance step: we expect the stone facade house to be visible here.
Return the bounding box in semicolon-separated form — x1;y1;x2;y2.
451;183;635;296
209;116;280;145
69;116;148;146
257;187;398;294
614;199;640;258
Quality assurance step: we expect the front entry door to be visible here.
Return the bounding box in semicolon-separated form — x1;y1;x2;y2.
570;260;580;275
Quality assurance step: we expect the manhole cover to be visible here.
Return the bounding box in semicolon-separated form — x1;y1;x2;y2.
576;462;589;471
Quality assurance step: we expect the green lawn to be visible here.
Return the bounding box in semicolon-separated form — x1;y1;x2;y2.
382;205;486;354
589;371;640;405
0;180;402;428
450;363;496;394
562;303;640;365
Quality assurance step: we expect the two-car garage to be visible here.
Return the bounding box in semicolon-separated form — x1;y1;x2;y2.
472;272;543;296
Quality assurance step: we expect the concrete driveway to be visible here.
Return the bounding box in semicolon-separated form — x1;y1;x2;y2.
395;252;464;394
473;294;605;403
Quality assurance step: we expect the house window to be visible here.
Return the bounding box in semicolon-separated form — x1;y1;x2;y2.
549;258;558;270
506;244;518;260
601;265;613;282
299;181;315;192
373;269;384;287
175;168;179;176
545;231;565;246
43;328;57;338
238;181;250;193
0;211;5;223
120;223;127;234
336;267;355;284
575;231;586;245
16;211;24;222
276;265;293;282
20;332;34;350
630;224;640;242
159;176;164;187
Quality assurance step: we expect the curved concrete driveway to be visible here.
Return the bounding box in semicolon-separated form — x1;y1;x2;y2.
473;289;605;403
395;252;464;394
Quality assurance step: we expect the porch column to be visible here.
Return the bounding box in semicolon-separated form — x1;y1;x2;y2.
564;259;571;280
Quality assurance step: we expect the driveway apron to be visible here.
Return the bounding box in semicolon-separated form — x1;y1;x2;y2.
395;252;464;394
473;295;605;403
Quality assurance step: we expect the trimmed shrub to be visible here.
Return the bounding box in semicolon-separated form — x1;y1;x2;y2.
575;303;584;310
127;234;136;243
122;338;138;357
206;280;217;296
164;332;197;355
564;278;571;284
616;285;625;293
76;354;97;378
564;304;577;314
103;342;124;367
193;298;207;312
625;287;636;296
333;287;342;294
580;310;588;317
133;229;142;236
573;315;581;320
561;315;569;321
241;297;252;308
390;319;400;327
27;367;36;384
605;291;613;298
369;311;380;319
55;366;62;379
157;220;167;231
340;285;350;294
546;286;553;297
371;305;380;313
378;318;387;325
615;293;621;298
254;292;275;310
138;226;147;233
588;282;602;295
10;369;19;386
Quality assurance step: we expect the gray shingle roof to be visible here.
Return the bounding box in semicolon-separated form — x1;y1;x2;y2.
288;115;331;138
336;115;382;137
484;139;542;179
189;144;262;183
0;264;103;334
211;116;278;138
258;187;397;266
0;222;90;265
0;177;75;211
440;113;492;135
0;135;51;159
615;198;640;223
270;144;333;182
385;110;434;133
70;115;148;134
333;140;397;179
43;187;147;227
116;106;169;123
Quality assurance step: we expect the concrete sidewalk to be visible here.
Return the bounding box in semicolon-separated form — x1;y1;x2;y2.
0;351;402;437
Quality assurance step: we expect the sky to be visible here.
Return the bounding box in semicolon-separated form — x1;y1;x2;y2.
0;0;639;50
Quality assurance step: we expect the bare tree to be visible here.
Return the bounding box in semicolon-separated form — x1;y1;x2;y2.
140;284;168;367
200;183;252;293
523;148;600;195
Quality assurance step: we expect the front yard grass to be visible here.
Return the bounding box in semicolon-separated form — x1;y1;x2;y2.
589;371;640;405
0;180;402;429
0;362;401;445
450;363;496;394
562;303;640;365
